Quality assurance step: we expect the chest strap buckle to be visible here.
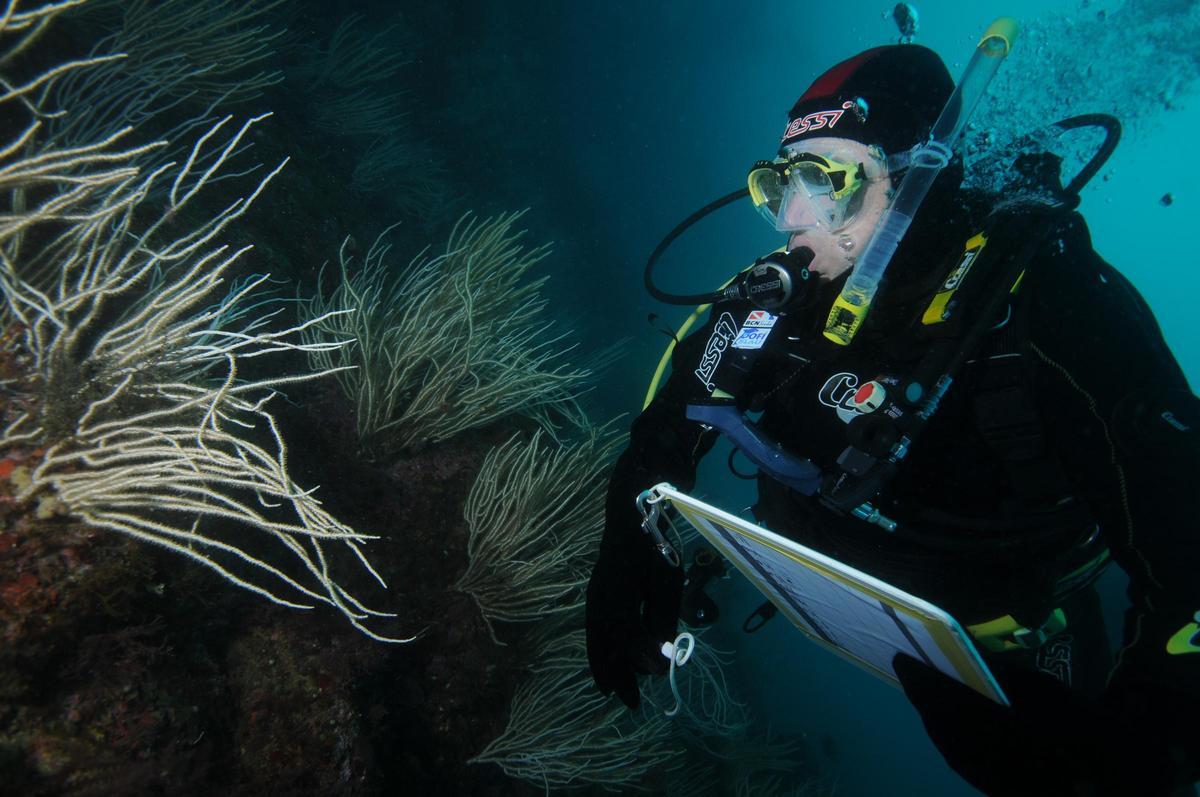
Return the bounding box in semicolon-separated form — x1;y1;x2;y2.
968;608;1068;653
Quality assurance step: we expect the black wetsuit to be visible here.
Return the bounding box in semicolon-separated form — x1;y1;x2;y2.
591;191;1200;792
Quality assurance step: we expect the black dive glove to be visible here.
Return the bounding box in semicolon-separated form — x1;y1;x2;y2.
894;653;1199;796
585;469;685;709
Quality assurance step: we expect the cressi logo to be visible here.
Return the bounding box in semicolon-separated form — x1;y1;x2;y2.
1162;411;1191;432
941;248;980;291
781;100;856;142
694;312;738;391
749;280;782;295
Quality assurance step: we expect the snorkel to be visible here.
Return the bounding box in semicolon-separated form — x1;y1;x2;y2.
823;17;1019;345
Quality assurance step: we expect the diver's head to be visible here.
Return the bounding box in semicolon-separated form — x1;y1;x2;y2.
748;45;954;279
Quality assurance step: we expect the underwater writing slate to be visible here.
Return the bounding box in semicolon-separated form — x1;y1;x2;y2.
650;483;1008;706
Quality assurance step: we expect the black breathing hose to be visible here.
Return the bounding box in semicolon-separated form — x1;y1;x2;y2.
643;188;749;306
1054;113;1121;197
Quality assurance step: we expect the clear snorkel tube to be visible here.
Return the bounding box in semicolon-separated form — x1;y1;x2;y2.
823;17;1019;345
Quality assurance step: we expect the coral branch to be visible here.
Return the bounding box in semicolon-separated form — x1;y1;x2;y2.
470;630;683;790
456;425;621;638
302;211;597;456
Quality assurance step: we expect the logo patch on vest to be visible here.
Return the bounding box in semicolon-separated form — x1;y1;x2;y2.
743;310;778;329
732;327;770;350
731;310;777;350
1036;635;1074;686
818;373;900;423
694;312;738;391
1161;411;1191;432
818;372;865;424
922;231;988;325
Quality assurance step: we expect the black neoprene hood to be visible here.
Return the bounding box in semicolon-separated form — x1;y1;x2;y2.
781;45;955;156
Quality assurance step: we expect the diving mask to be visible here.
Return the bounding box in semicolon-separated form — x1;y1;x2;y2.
747;138;891;233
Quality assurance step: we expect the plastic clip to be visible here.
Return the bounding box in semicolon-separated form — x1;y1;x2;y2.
742;601;779;634
637;489;681;567
851;502;898;533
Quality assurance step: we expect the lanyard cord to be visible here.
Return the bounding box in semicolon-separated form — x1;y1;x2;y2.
660;632;696;717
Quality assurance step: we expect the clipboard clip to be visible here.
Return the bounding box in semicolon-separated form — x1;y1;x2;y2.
636;488;681;567
742;600;779;633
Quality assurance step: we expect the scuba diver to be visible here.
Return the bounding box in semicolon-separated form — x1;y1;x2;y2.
585;41;1200;796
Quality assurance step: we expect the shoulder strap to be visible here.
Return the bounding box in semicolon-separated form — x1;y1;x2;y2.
966;227;1082;511
821;203;1078;526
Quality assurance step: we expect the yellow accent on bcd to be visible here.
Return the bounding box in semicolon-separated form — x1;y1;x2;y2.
967;608;1066;653
921;231;988;325
1166;622;1200;655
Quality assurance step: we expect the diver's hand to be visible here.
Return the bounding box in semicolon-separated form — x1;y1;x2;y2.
585;535;683;709
893;653;1193;796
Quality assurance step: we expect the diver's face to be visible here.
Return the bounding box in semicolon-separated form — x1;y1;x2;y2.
777;136;891;281
786;200;888;279
786;178;890;280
